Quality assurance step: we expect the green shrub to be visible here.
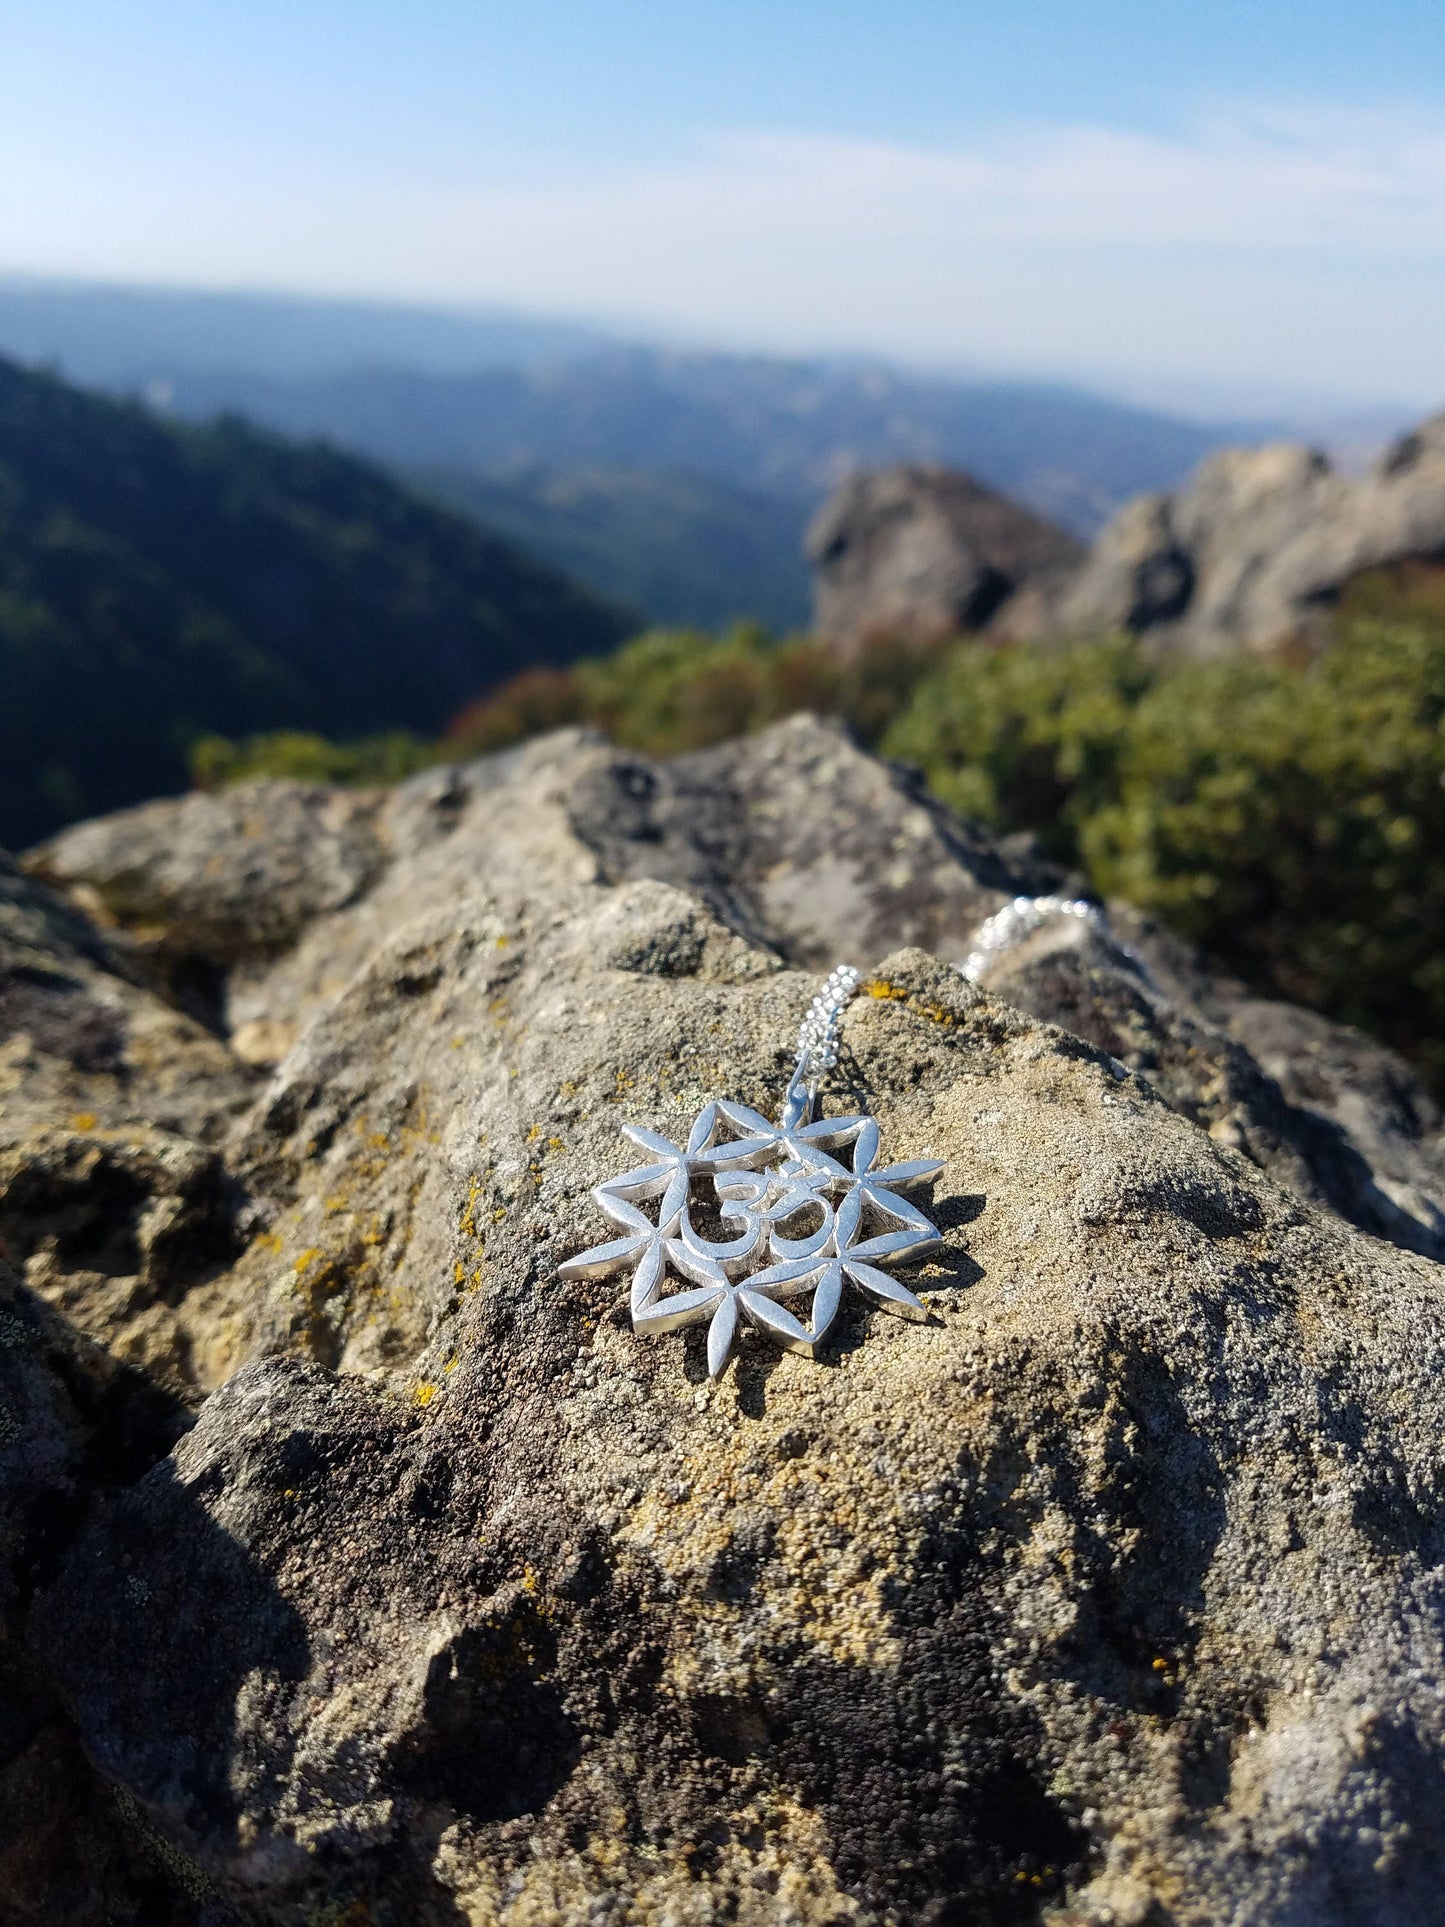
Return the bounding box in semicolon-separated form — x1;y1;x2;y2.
884;601;1445;1091
190;728;435;789
191;573;1445;1093
444;665;589;756
881;635;1150;851
442;622;943;762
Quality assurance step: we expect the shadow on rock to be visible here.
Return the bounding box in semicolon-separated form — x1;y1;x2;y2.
765;1531;1089;1925
31;1452;312;1900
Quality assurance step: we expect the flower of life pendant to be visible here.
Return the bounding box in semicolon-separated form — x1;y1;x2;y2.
559;968;945;1377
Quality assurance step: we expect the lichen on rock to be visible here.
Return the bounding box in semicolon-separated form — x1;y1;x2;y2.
3;720;1445;1924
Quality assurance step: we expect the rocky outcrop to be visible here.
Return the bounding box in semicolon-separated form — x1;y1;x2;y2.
805;465;1084;650
5;718;1445;1924
804;416;1445;657
1051;416;1445;654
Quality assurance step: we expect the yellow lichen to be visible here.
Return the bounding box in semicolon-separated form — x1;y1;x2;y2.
459;1174;484;1239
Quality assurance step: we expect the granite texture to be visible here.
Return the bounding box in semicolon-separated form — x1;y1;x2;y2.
3;719;1445;1924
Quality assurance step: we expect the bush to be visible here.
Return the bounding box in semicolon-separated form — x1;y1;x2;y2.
445;666;589;756
442;623;944;762
190;729;434;789
190;573;1445;1092
883;598;1445;1091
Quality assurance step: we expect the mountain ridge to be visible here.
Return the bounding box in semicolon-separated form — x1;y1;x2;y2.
0;276;1304;630
0;354;629;846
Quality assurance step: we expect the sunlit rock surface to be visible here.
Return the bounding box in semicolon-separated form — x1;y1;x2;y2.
4;719;1445;1924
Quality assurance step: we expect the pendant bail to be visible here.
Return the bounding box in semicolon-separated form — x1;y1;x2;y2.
781;1059;814;1131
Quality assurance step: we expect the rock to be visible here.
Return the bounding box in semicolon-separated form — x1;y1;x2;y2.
25;781;389;969
0;1257;191;1925
964;901;1445;1263
806;464;1085;650
1052;417;1445;654
7;718;1445;1923
1;853;257;1399
13;718;1444;1396
0;850;252;1139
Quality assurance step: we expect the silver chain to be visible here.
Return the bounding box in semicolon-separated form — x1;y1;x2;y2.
783;896;1122;1127
957;895;1103;982
784;964;862;1126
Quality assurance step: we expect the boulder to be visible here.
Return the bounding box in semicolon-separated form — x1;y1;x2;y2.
1052;416;1445;654
5;718;1445;1924
805;465;1085;650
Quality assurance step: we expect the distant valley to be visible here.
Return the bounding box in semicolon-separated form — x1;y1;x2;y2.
0;354;626;846
0;278;1295;633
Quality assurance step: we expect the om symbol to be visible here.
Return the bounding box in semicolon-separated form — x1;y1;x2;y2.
559;1098;944;1378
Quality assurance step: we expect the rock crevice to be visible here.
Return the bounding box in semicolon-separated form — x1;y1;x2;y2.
2;720;1444;1924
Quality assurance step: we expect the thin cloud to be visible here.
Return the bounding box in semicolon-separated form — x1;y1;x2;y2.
2;104;1442;398
465;107;1445;257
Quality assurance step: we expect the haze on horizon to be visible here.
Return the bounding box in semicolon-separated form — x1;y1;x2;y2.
4;0;1444;413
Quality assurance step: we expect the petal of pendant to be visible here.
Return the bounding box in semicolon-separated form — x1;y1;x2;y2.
843;1259;930;1321
693;1134;777;1172
861;1185;940;1238
739;1290;814;1356
868;1158;946;1189
657;1166;690;1231
845;1225;944;1265
558;1230;650;1280
743;1254;826;1300
808;1263;844;1346
592;1190;655;1232
834;1187;864;1248
707;1291;740;1377
621;1125;688;1161
665;1238;731;1290
787;1139;852;1181
851;1117;880;1174
599;1160;677;1203
685;1102;721;1157
635;1282;725;1335
795;1115;868;1152
629;1240;666;1318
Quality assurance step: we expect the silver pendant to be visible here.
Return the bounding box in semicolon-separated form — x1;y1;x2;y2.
560;969;944;1377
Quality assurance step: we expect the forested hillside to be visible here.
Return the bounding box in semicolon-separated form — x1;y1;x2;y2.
0;280;1290;630
416;463;811;632
0;356;628;846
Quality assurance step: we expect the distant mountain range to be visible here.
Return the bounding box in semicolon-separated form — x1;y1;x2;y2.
0;277;1297;633
0;354;627;847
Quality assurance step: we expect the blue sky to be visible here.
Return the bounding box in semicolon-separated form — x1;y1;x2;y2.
5;1;1445;405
